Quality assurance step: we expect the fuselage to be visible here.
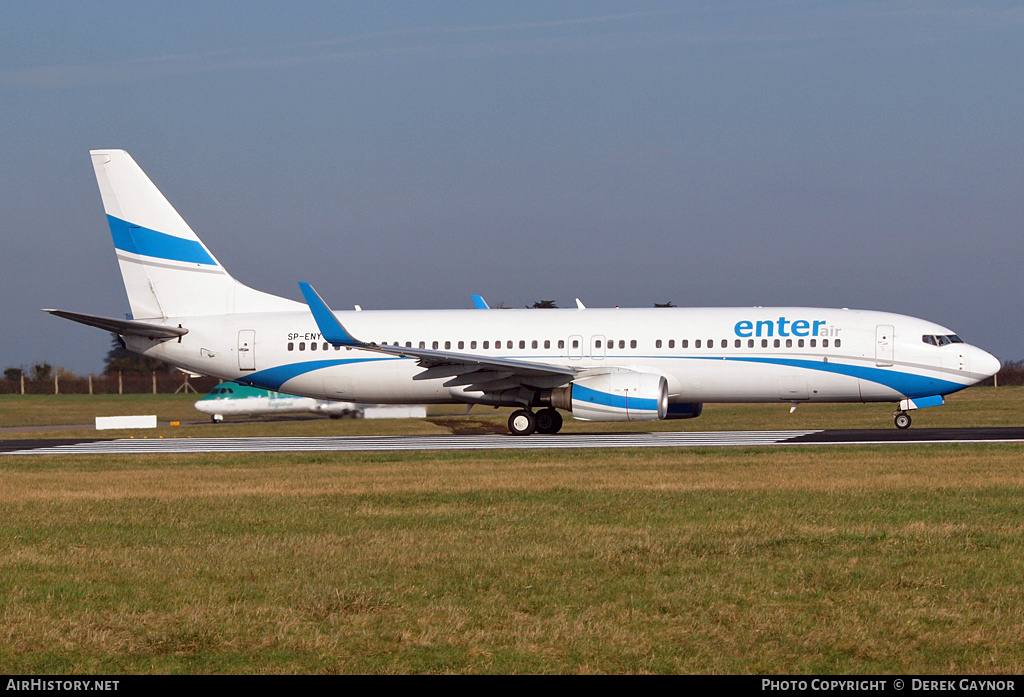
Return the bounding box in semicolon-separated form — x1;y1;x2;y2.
128;305;999;407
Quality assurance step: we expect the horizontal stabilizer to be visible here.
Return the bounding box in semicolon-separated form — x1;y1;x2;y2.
43;309;188;339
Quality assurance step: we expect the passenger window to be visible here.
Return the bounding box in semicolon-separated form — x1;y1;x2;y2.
299;342;306;351
558;340;565;349
747;339;754;348
761;339;768;348
695;340;702;348
419;341;425;349
471;341;477;349
656;339;662;348
287;342;294;351
630;340;636;348
810;339;817;348
798;339;804;348
823;339;829;348
786;339;792;348
734;339;741;348
519;340;526;349
708;340;714;349
835;339;841;348
483;341;489;349
544;340;550;349
681;340;688;348
311;342;318;351
669;340;675;348
432;341;439;349
572;339;579;348
532;340;538;349
457;341;464;349
507;341;513;349
323;342;329;351
774;339;780;348
595;339;603;348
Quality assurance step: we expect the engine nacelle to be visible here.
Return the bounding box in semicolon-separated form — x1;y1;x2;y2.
552;372;668;422
665;402;703;419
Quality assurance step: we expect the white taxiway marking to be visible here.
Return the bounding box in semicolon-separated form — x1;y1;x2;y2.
4;430;824;455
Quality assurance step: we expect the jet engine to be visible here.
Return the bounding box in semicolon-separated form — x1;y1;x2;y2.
551;371;668;422
665;402;703;419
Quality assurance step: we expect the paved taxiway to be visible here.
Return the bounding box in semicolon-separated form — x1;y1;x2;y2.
3;428;1024;455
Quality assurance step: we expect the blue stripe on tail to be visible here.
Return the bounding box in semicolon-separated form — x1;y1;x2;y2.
107;215;216;266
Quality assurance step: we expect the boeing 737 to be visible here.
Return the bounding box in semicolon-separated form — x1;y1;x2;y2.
46;150;1001;435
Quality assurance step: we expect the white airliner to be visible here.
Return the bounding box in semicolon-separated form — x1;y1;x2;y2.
46;150;1001;435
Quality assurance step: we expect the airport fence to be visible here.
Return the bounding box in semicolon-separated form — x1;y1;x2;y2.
0;372;221;396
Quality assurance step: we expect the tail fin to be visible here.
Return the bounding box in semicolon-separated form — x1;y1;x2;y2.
90;150;301;318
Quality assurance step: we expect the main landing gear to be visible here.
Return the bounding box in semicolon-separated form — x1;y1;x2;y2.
508;407;563;436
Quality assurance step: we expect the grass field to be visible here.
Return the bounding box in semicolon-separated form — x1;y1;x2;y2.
1;388;1023;674
1;385;1021;438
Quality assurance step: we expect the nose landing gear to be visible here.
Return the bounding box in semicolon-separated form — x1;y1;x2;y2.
894;411;912;430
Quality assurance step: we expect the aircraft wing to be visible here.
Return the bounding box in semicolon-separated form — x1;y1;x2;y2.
43;309;188;339
298;283;577;394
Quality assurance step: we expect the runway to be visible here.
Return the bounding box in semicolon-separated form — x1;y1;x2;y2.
3;427;1024;455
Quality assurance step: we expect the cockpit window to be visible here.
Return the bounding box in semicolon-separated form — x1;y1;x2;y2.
923;334;964;346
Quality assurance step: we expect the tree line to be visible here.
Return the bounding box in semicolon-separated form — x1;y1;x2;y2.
2;336;219;395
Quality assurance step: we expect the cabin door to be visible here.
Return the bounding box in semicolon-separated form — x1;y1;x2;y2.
238;330;256;371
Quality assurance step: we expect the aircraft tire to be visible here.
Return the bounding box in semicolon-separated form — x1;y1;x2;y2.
508;409;537;436
535;408;563;434
895;412;912;429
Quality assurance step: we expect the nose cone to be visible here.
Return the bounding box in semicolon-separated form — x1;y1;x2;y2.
973;347;1001;380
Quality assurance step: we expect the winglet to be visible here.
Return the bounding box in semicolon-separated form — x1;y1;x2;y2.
298;282;362;347
471;294;490;309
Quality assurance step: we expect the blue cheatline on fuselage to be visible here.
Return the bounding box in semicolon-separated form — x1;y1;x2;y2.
704;356;965;398
240;353;965;401
242;357;399;392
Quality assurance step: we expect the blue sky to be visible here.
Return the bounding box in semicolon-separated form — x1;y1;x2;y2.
2;1;1022;375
